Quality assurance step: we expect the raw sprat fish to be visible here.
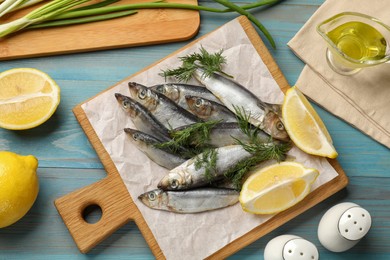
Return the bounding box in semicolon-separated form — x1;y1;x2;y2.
158;145;252;191
116;78;289;214
114;51;291;214
124;128;187;170
185;95;237;122
149;83;222;110
139;188;239;214
115;93;170;141
206;122;271;147
128;82;201;129
193;67;289;141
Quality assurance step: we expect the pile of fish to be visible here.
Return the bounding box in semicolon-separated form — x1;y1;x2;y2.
115;67;289;214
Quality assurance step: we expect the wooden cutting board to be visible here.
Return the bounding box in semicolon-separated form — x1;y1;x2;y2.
55;16;348;258
0;0;199;60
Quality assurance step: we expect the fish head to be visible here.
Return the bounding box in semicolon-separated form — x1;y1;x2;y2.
257;100;282;117
158;170;189;190
263;111;290;142
128;82;158;111
115;93;138;118
185;95;212;117
152;84;180;102
138;189;166;209
124;128;143;144
124;128;157;148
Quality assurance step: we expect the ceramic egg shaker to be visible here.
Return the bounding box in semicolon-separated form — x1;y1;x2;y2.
264;234;319;260
318;202;372;252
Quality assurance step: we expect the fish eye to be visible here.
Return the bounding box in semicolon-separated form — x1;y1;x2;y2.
195;98;203;107
148;192;157;201
138;89;147;100
133;133;139;140
123;101;129;109
170;179;179;189
156;86;165;93
276;121;285;131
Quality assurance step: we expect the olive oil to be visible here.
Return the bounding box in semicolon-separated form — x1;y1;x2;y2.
327;21;387;61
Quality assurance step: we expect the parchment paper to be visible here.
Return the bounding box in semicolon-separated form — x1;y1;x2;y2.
81;18;339;260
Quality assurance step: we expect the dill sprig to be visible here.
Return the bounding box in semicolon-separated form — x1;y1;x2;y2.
154;120;221;157
233;105;259;142
160;46;232;82
194;148;218;182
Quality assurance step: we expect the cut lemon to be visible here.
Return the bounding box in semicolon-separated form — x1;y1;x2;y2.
239;161;319;215
282;86;338;158
0;68;60;130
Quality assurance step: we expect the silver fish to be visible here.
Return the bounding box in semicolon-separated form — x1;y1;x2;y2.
138;188;239;213
124;128;186;169
128;82;201;129
193;68;289;141
185;95;237;122
207;122;271;147
115;93;170;141
158;145;252;190
149;83;222;110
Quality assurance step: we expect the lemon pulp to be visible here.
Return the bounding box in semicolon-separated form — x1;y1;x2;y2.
282;86;337;158
239;161;319;215
0;68;60;130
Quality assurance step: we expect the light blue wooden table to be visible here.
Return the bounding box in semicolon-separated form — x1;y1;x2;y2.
0;0;389;259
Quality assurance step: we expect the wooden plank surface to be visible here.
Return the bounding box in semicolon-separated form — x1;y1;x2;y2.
0;0;200;60
0;0;389;259
55;16;347;259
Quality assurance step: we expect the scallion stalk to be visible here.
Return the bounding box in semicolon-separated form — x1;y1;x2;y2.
0;0;44;17
0;0;280;48
213;0;276;48
0;0;26;17
29;9;136;28
0;0;92;37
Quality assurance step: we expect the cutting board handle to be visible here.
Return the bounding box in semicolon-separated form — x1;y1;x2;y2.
54;175;134;253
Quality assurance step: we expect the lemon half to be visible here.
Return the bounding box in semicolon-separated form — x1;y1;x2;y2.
282;86;338;158
0;68;60;130
239;161;319;215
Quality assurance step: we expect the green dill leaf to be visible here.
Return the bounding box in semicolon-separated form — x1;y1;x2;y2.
159;46;232;82
194;148;218;182
154;120;221;157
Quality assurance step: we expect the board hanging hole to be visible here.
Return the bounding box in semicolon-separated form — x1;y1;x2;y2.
82;204;103;224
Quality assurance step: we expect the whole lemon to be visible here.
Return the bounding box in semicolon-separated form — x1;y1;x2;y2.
0;151;39;228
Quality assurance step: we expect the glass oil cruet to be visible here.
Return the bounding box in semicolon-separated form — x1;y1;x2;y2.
317;12;390;75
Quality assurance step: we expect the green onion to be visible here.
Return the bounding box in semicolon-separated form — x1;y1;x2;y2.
53;0;279;20
213;0;276;48
0;0;280;48
0;0;44;17
29;10;137;28
51;0;279;47
0;0;92;37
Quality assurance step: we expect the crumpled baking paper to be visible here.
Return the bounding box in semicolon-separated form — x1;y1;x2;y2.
81;18;339;260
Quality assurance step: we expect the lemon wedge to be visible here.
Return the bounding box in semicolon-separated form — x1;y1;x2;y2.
0;68;60;130
239;161;319;215
282;86;338;158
